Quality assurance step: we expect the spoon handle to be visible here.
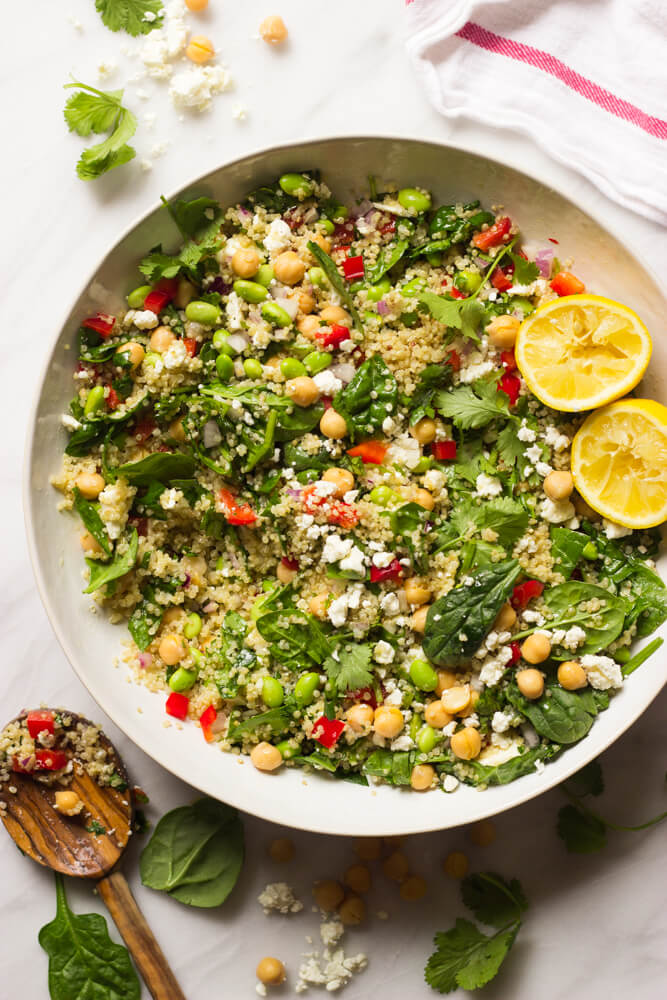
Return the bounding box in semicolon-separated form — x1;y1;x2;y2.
97;871;187;1000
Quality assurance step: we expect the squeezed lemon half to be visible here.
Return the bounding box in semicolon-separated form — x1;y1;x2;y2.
515;294;652;412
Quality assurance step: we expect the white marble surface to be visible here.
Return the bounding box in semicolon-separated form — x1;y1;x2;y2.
2;1;666;997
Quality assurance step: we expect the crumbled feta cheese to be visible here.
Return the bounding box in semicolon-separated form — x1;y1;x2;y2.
313;370;343;396
379;592;400;617
525;444;543;464
232;103;248;120
139;0;189;79
382;416;396;434
328;594;350;628
263;218;292;253
322;535;353;564
475;473;503;498
602;518;633;539
517;421;536;443
390;733;414;751
508;278;548;296
339;546;366;576
320;920;344;948
580;654;623;690
159;488;184;511
521;609;545;625
373;640;395;664
60;413;82;431
98;481;136;540
491;710;515;734
97;60;117;81
562;626;586;650
543;424;570;452
169;65;233;112
424;468;446;495
132;309;159;329
386;433;421;470
540;497;575;523
224;291;243;331
257;882;303;915
458;358;495;384
371;551;395;568
535;461;553;478
478;657;506;686
443;774;459;792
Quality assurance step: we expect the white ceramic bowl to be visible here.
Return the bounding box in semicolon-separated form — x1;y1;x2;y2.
25;137;666;836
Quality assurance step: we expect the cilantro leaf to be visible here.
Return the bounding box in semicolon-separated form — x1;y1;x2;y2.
425;918;519;993
138;249;182;282
164;196;221;239
64;82;136;180
557;804;607;853
418;291;462;330
407;364;454;422
497;421;526;469
64;86;124;136
95;0;164;36
436;379;511;430
564;760;604;798
509;252;540;286
461;873;527;929
450;497;528;549
325;642;374;693
460;298;485;344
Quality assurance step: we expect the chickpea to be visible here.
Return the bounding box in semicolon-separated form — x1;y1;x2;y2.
346;703;374;734
382;850;409;883
520;633;552;665
410;764;436;791
311;232;331;254
544;470;574;501
354;837;381;862
573;492;598;519
75;471;105;500
53;790;83;816
298;315;321;339
256;957;286;986
276;561;297;584
400;875;428;901
320;408;347;439
158;633;186;665
186;34;215;63
441;684;472;716
322;467;355;498
149;326;176;353
273;251;305;286
168;418;186;442
558;660;587;691
435;669;458;696
80;531;104;556
486;314;520;348
424;700;453;729
409;418;437;445
313;879;344;911
338;895;365;926
297;289;315;314
373;705;404;739
411;605;431;633
403;577;431;606
493;602;517;632
250;741;283;772
162;607;185;626
119;341;145;371
268;837;294;863
450;727;482;761
319;305;350;326
286;376;320;407
185;0;209;11
309;593;329;618
174;277;195;308
443;851;469;880
344;864;371;894
259;14;288;45
516;668;545;699
469;820;496;847
413;488;435;511
231;247;260;279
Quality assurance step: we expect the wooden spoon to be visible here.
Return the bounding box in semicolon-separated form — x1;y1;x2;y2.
0;710;185;1000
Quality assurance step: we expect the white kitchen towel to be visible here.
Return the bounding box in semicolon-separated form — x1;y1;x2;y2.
405;0;667;225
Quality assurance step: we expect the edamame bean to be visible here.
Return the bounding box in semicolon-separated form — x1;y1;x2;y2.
368;485;400;507
215;354;234;380
304;350;332;375
417;725;437;754
183;613;202;639
319;218;335;235
614;648;630;664
410;659;438;692
279;173;314;198
349;280;365;294
412;457;433;474
243;358;264;379
262;677;284;708
426;252;442;268
331;205;348;221
127;284;151;308
84;385;105;417
366;277;391;302
261;301;292;327
255;264;274;287
294;671;320;706
307;266;327;287
185;300;221;326
276;738;301;759
280;357;306;379
400;277;426;298
455;268;483;294
511;296;535;317
582;542;598;560
212;328;233;353
168;667;198;692
397;188;432;214
233;280;268;303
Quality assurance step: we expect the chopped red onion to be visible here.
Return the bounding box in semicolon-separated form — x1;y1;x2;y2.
275;296;298;320
302;206;318;224
202;601;218;613
208;276;232;295
286;487;303;498
376;299;389;315
238;206;251;219
183;573;191;586
535;248;554;277
138;652;153;669
210;711;228;735
351;199;372;219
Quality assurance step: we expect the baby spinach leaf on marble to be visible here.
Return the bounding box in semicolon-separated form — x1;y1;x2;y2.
325;642;374;693
73;487;112;556
506;682;595;744
366;239;409;284
39;873;140;1000
541;581;626;657
84;528;138;594
306;240;362;330
115;452;195;485
333;354;398;439
140;797;244;908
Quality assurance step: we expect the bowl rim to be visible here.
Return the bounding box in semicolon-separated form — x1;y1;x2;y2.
23;133;667;835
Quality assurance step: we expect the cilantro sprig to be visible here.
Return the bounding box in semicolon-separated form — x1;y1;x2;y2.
95;0;164;35
425;872;527;993
64;81;137;180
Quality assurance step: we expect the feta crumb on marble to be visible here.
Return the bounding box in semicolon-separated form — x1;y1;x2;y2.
257;882;303;915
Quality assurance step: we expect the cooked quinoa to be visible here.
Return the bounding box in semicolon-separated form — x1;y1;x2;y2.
51;172;666;792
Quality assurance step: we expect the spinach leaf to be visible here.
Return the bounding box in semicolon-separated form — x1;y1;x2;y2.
621;563;667;637
306;240;362;331
542;582;626;657
366;239;408;284
273;401;324;442
115;452;195;485
39;873;140;1000
78;327;132;363
333;354;398;439
390;501;429;572
72;487;111;556
423;560;521;667
363;750;414;785
407;364;453;423
227;705;292;740
436;378;512;430
557;805;607;853
550;527;589;579
445;744;559;787
166;196;221;239
65;395;148;457
507;683;596;744
291;752;340;773
283;442;332;471
128;584;163;651
325;642;374;693
256;608;331;668
140;797;244;908
84;528;138;594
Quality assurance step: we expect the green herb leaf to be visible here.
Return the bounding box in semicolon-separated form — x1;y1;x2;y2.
564;760;604;797
366;240;409;284
333;354;398;439
115;453;196;485
461;873;528;929
425;918;519;993
622;636;664;676
84;529;138;594
496;422;527;469
542;581;626;657
509;252;540;286
446;744;560;787
306;241;362;330
39;873;140;1000
407;364;454;422
557;804;607;853
165;196;221;238
127;584;163;651
507;682;595;744
64;81;136;180
94;0;164;36
72;487;112;556
550;527;590;579
417;291;463;330
363;749;414;785
325;643;374;693
449;496;528;549
460;298;485;344
140;798;244;907
435;379;512;430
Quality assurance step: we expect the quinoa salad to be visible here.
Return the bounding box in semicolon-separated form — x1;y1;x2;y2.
51;172;666;793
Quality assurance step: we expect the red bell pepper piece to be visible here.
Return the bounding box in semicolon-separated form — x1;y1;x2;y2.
281;556;299;571
166;692;189;720
347;686;377;709
82;313;116;339
301;485;359;530
370;558;403;584
312;715;345;749
217;488;258;526
199;705;217;742
432;440;457;461
500;350;517;371
449;286;467;300
26;711;55;739
498;372;521;406
491;266;514;292
509;642;522;665
550;271;586;296
13;749;69;773
316;323;351;349
511;580;544;610
143;277;178;315
446;349;461;372
346;441;388;465
106;386;120;410
343;255;364;281
183;337;198;357
472;216;512;250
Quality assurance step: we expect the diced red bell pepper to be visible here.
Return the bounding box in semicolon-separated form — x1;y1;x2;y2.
491;266;514;292
166;692;189;720
312;715;345;749
281;556;299;571
550;271;586;296
498;372;521;406
432;440;457;461
449;286;467;300
500;350;517;372
143;277;178;315
511;579;544;610
509;642;522;665
183;337;198;357
217;488;257;526
199;705;217;743
370;558;403;583
13;749;69;773
346;441;388;465
446;349;461;372
316;323;351;349
380;219;396;236
82;313;116;339
301;484;360;530
343;255;364;281
26;711;55;739
472;216;512;250
106;386;120;410
132;416;156;442
347;686;377;709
